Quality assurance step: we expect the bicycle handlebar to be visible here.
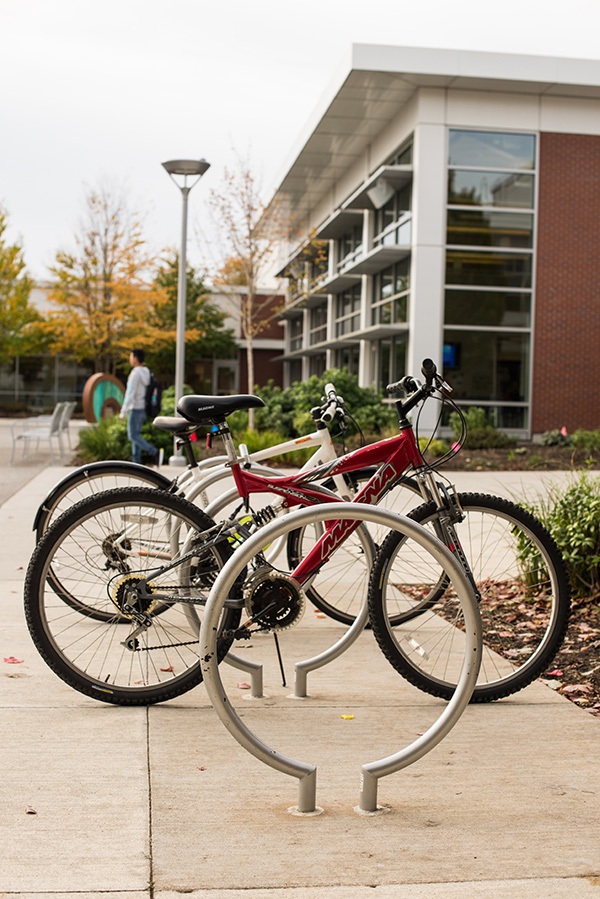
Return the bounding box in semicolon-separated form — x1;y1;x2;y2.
386;358;449;419
311;383;346;424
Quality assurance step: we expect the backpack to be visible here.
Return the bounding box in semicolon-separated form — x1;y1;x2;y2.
145;371;163;419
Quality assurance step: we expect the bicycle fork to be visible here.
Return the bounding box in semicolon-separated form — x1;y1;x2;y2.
417;471;481;603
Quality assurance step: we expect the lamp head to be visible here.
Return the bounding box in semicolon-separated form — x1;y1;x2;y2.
162;159;210;177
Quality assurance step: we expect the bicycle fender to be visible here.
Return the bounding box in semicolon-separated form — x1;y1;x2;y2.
33;461;173;532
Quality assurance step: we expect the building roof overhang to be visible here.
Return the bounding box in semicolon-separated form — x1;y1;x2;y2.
267;44;600;226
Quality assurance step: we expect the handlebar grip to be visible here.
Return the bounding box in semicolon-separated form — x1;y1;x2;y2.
324;382;336;399
320;398;337;422
421;358;437;386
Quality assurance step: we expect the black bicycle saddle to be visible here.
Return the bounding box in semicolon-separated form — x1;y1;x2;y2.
177;394;265;424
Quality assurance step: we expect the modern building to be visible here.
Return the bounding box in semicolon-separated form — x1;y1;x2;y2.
270;45;600;437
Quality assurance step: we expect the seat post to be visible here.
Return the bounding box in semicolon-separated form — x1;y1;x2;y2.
215;422;238;465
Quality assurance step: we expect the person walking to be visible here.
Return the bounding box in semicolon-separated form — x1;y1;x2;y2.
119;349;159;465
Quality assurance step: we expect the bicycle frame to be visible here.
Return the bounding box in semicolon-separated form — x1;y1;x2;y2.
220;424;425;586
181;420;343;508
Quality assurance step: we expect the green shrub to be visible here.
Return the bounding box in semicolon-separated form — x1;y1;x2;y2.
541;429;572;447
160;384;195;417
571;428;600;453
76;415;173;463
77;417;130;461
448;407;516;450
253;370;396;439
518;473;600;599
418;436;451;458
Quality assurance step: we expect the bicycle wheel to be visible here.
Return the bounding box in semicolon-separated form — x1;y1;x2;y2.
368;492;571;702
24;487;241;705
34;461;174;540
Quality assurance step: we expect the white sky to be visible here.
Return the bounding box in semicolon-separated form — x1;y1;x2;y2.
2;0;600;280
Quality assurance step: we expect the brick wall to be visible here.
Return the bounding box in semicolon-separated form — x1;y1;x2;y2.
533;133;600;433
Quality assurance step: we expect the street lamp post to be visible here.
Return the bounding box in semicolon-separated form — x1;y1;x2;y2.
162;158;210;465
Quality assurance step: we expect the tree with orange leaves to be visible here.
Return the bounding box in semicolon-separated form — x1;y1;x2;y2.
43;184;163;375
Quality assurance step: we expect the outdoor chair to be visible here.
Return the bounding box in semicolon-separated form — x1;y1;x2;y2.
10;402;66;464
59;401;77;450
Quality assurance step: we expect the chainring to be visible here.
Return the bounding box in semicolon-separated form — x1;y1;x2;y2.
244;569;306;632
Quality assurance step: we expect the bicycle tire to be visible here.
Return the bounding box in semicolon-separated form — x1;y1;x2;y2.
34;461;174;540
368;492;571;702
24;487;241;705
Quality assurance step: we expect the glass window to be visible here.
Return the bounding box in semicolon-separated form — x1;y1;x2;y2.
448;130;535;169
289;317;303;351
335;285;361;336
372;260;410;326
445;289;531;328
446;250;532;289
448;170;534;208
374;185;412;243
288;360;303;383
387;140;413;165
309;354;327;377
335;346;360;375
447;210;533;249
337;224;363;270
442;329;529;403
375;260;410;301
309;306;327;345
377;335;407;387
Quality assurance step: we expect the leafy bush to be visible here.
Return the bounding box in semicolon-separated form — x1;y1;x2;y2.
159;383;195;417
77;416;174;463
541;429;572;447
448;406;516;450
418;436;450;458
251;370;396;439
77;416;130;461
571;428;600;453
518;473;600;599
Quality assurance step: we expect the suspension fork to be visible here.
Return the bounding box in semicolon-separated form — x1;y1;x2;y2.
416;469;481;602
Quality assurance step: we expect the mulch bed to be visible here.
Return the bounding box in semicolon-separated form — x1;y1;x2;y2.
537;599;600;718
481;590;600;718
439;444;600;716
436;443;600;472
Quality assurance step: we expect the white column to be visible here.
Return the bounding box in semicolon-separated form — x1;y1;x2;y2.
408;118;447;432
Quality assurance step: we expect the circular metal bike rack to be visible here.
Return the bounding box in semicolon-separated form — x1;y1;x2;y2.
200;503;482;814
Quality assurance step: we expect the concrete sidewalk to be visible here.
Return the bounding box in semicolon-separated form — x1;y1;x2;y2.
1;458;600;897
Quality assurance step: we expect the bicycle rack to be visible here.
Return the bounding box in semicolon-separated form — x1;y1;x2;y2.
200;504;482;814
223;652;263;698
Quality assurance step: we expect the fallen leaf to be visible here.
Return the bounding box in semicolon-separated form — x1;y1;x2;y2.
196;766;207;771
340;714;355;720
159;665;175;672
236;682;251;690
314;612;327;619
25;806;37;815
562;684;592;694
3;657;23;664
547;669;564;677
